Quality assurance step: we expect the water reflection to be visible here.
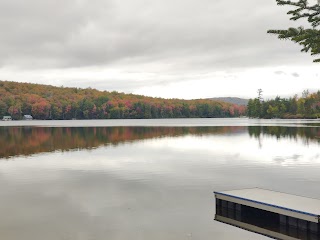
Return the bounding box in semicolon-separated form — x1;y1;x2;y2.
1;126;320;159
1;124;320;239
249;126;320;143
0;126;245;159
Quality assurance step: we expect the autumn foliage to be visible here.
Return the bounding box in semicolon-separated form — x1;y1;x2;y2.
0;81;246;119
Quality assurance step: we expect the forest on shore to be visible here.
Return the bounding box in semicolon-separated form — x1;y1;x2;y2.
247;90;320;119
0;81;246;120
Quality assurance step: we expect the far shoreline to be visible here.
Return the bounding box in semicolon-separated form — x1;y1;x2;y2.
0;118;319;128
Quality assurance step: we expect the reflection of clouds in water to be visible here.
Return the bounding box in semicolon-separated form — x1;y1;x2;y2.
273;154;302;164
1;130;320;240
0;159;259;240
310;154;320;161
1;134;320;177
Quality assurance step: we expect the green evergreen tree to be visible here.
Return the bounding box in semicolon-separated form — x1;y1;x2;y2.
247;99;254;117
268;0;320;62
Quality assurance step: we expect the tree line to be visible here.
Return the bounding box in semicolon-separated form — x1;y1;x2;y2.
247;90;320;119
0;81;246;120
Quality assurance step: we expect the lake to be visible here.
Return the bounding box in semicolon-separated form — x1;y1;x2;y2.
0;119;320;240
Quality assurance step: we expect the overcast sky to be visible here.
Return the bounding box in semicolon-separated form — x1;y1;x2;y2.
0;0;319;99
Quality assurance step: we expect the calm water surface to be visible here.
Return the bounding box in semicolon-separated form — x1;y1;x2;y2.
0;119;320;239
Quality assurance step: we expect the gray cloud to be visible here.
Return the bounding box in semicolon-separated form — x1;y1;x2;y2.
292;72;300;77
0;0;314;71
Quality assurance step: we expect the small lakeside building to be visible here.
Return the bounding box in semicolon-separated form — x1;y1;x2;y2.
23;115;33;120
2;116;12;121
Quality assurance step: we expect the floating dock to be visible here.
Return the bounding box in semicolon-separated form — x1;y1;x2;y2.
214;188;320;239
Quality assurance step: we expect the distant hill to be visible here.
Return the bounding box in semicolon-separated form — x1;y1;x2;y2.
0;81;246;120
208;97;249;106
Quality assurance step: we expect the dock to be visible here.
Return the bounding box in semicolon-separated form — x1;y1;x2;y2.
214;188;320;239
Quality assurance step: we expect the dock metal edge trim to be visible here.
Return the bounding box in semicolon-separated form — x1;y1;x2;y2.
214;191;319;218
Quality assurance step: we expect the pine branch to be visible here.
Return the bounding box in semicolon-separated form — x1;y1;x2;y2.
268;0;320;62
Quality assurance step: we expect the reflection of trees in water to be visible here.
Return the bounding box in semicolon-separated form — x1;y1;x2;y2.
248;126;320;146
0;126;246;159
